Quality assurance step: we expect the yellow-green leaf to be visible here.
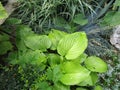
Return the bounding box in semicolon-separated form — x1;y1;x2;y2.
57;32;88;60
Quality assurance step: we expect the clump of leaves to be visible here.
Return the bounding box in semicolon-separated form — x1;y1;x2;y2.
6;25;107;90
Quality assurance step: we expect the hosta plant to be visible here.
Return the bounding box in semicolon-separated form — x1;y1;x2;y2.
7;25;107;90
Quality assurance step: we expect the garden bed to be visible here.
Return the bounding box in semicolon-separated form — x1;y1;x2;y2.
0;0;120;90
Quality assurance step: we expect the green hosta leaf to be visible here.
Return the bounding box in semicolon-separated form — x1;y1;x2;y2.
48;29;67;50
90;72;98;85
85;56;107;73
57;32;88;60
73;14;88;25
0;2;8;19
16;40;27;52
79;53;88;63
16;25;34;51
0;41;13;55
16;25;34;39
76;88;88;90
78;72;98;86
18;50;47;66
47;65;62;83
60;61;90;85
72;53;88;63
48;54;61;67
6;18;22;24
24;35;51;51
53;82;70;90
94;85;103;90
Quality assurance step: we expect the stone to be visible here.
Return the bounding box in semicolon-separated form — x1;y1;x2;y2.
110;25;120;50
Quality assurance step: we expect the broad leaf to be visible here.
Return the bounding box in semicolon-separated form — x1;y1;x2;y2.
71;53;88;63
53;82;70;90
16;40;27;52
85;56;107;73
48;29;67;50
16;25;34;39
78;72;98;86
57;32;88;59
73;14;88;25
16;25;34;51
48;54;61;67
0;33;9;41
94;85;103;90
18;50;47;67
76;88;88;90
24;35;51;51
46;65;62;83
60;61;90;85
0;41;13;55
0;2;8;19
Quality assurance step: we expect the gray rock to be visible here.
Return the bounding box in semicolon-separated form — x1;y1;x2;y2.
110;25;120;50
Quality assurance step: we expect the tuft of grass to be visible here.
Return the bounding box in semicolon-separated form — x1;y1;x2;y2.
12;0;98;33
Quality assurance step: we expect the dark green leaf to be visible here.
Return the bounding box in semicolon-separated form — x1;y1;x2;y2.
0;34;9;41
0;41;13;55
6;18;22;24
53;17;71;30
73;14;88;25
